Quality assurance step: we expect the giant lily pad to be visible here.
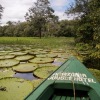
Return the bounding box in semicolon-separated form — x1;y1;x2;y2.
36;54;47;58
9;52;27;56
0;55;15;60
32;79;43;88
0;77;33;100
0;51;8;56
0;69;15;79
46;53;58;58
38;63;56;67
51;49;65;53
33;66;58;78
13;63;38;73
54;58;66;63
15;55;34;62
29;58;54;64
0;59;19;68
57;53;69;59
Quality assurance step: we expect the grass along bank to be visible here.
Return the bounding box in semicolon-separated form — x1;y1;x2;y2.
0;37;75;49
0;37;99;82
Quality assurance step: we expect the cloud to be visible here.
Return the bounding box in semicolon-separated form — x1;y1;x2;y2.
0;0;36;24
54;11;74;20
0;0;74;25
50;0;74;20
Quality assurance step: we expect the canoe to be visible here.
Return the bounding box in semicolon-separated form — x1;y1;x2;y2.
25;57;100;100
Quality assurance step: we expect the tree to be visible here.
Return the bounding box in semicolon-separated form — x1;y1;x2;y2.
65;0;100;69
0;4;4;25
65;0;90;18
0;4;3;19
56;20;75;37
25;0;56;38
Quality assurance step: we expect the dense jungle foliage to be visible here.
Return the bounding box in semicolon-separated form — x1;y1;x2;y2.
65;0;100;69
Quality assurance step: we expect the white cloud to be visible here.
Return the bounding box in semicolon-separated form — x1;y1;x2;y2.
54;11;74;20
0;0;74;25
0;0;36;24
50;0;68;7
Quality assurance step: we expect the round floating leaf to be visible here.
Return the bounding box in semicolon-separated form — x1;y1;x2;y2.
15;55;34;61
35;49;44;51
51;49;65;53
43;49;51;52
9;52;27;56
38;63;56;67
36;54;47;58
0;52;8;56
0;55;15;60
0;69;15;79
33;66;58;78
0;77;33;100
13;63;38;73
28;51;36;55
32;79;43;88
57;53;69;59
34;51;48;55
46;53;58;58
0;59;19;68
29;58;54;64
54;58;66;63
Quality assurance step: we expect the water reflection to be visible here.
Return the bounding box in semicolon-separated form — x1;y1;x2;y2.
13;61;63;80
52;62;63;66
14;72;38;80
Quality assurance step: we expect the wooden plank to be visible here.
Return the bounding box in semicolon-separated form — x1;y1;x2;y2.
60;96;66;100
75;97;81;100
81;97;90;100
70;97;74;100
52;95;56;100
66;96;70;100
54;95;61;100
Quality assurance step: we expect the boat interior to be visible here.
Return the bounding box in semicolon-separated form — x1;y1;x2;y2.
36;83;99;100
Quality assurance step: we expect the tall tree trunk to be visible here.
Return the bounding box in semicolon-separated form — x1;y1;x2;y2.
39;27;41;39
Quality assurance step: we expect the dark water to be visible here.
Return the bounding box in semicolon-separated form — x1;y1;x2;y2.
13;61;62;80
14;72;38;80
52;62;63;66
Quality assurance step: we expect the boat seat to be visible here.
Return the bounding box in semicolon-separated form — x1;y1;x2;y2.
49;88;90;100
51;95;90;100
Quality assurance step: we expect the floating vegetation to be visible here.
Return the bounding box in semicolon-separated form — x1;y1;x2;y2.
46;53;58;58
31;79;44;88
29;58;54;64
88;68;100;82
54;58;66;63
0;52;8;56
0;55;15;60
0;77;33;100
13;63;38;73
51;49;65;53
15;55;34;62
36;54;47;58
38;63;56;67
9;52;27;56
33;66;58;78
57;53;69;59
0;69;15;79
0;59;19;68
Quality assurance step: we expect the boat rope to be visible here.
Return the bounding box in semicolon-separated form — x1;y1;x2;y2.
71;79;76;100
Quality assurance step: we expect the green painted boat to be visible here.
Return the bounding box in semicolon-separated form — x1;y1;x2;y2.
25;57;100;100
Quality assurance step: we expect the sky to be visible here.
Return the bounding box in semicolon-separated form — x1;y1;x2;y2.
0;0;74;25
